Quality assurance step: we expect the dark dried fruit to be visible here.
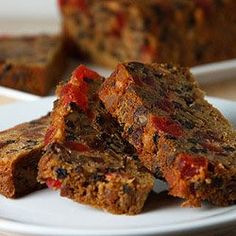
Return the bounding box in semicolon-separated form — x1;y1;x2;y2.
90;173;105;182
95;115;106;126
190;146;207;154
56;168;68;179
188;138;198;144
223;146;235;152
66;120;76;129
75;166;83;173
153;133;160;144
184;96;194;106
123;184;133;194
84;77;93;83
165;134;177;140
172;101;183;109
212;177;223;188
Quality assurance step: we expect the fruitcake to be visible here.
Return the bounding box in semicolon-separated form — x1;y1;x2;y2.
59;0;236;68
0;115;49;198
38;65;154;215
0;35;65;96
99;62;236;207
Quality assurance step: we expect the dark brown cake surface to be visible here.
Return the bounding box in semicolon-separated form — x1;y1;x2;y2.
38;65;154;215
0;115;49;198
0;35;65;95
99;62;236;207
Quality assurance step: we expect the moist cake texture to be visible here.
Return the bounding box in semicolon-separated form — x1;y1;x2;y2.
38;65;154;215
99;62;236;207
0;115;49;198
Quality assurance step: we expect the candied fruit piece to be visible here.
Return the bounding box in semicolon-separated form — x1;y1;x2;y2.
65;141;90;152
178;153;208;179
152;116;183;137
46;178;62;189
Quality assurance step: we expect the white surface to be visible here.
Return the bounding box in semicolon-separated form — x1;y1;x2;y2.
191;59;236;84
0;0;60;35
0;0;59;20
0;97;235;236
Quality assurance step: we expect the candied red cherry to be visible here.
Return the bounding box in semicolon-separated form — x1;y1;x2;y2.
152;116;183;137
178;153;208;179
46;178;62;189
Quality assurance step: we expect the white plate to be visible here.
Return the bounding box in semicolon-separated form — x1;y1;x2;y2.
0;97;235;236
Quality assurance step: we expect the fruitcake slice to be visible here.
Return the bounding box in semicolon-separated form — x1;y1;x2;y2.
99;62;236;207
0;115;49;198
38;65;154;215
0;35;65;96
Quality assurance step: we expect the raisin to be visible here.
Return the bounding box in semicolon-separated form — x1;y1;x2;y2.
2;63;12;73
165;134;177;140
212;177;223;188
154;168;163;178
66;120;76;129
84;77;93;83
75;166;83;173
26;140;38;145
123;143;135;155
95;115;106;126
190;146;207;154
153;133;160;144
189;183;196;195
106;167;121;173
127;126;133;135
90;173;105;182
66;132;76;141
56;168;68;179
188;138;198;144
208;163;215;172
184;96;194;106
172;101;183;109
123;184;133;194
223;146;235;152
181;119;195;129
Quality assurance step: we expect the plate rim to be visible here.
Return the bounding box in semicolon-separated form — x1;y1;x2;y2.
0;207;235;235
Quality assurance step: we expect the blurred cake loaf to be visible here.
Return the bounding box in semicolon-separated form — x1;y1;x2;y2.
0;35;65;96
59;0;236;67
